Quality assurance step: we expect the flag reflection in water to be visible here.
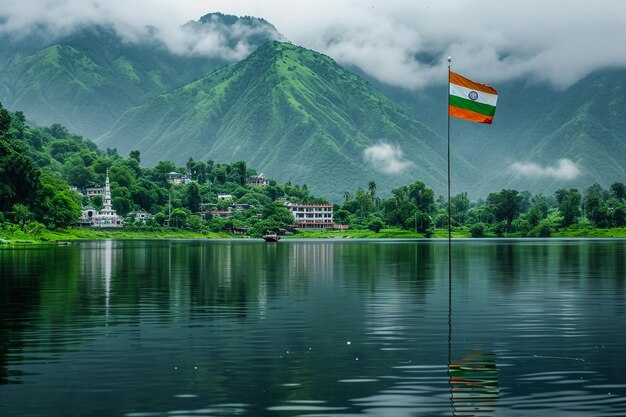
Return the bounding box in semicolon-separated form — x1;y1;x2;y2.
449;350;499;416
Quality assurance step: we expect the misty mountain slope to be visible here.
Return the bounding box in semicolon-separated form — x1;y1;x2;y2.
0;14;281;138
100;41;478;200
473;69;626;195
0;43;121;133
372;68;626;197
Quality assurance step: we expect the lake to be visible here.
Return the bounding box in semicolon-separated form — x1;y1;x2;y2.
1;239;625;416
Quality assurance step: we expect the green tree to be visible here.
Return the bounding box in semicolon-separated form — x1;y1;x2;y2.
605;198;626;227
0;137;41;212
451;192;470;226
129;150;141;163
526;207;544;228
122;157;141;178
10;203;33;228
186;182;202;213
170;208;190;228
531;194;551;217
408;180;435;215
186;215;206;232
583;184;606;226
250;201;294;236
367;216;384;233
49;139;80;163
610;182;626;201
45;123;70;139
486;189;522;232
555;188;581;227
469;222;486;237
382;181;436;233
63;154;93;188
368;181;377;209
109;163;135;189
231;160;247;185
33;174;82;229
111;183;134;215
131;178;161;212
411;210;433;235
152;160;178;185
383;186;415;229
0;102;11;134
9;111;26;139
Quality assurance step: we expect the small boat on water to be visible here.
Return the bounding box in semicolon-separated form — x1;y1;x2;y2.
263;233;280;242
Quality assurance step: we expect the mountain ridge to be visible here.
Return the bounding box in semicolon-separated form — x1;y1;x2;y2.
2;14;626;200
98;41;478;201
0;14;281;138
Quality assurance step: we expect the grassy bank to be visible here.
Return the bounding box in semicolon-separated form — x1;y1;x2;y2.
0;226;230;245
2;225;625;246
285;227;626;239
552;226;626;238
286;228;470;239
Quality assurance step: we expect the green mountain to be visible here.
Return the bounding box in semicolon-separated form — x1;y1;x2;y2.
456;70;626;196
99;41;477;200
373;69;626;197
0;14;281;138
4;12;626;200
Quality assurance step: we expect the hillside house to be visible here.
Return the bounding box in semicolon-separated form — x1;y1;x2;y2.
128;211;154;223
167;171;190;185
247;173;268;187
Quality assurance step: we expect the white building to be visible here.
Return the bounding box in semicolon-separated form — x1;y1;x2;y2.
286;203;335;229
247;173;268;187
128;211;153;223
77;169;124;228
168;171;190;185
83;186;105;197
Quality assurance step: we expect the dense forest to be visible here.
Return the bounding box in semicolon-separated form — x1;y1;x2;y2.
1;101;625;238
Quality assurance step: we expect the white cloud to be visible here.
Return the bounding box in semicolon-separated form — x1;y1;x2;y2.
163;16;283;60
363;142;411;175
510;159;582;180
0;0;282;62
1;0;626;89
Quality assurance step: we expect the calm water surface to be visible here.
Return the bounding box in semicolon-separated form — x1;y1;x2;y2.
1;239;625;416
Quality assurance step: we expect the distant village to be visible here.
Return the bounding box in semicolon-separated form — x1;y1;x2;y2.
70;170;347;231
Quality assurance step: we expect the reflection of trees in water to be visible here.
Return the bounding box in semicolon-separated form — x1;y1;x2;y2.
449;350;499;416
334;242;440;297
1;246;83;384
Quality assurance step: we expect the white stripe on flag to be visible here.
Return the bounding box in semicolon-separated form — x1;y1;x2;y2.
450;83;498;107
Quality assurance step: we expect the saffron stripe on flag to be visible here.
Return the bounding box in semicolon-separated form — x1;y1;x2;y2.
450;71;497;95
449;71;498;124
450;106;495;124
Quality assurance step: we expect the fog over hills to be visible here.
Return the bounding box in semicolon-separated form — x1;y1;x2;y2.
1;5;626;199
0;13;281;138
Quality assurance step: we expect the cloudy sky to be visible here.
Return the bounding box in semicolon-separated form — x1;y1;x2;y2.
2;0;626;90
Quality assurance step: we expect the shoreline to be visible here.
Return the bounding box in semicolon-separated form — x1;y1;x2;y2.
2;226;626;246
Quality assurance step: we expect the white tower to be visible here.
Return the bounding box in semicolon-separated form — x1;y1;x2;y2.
100;168;114;216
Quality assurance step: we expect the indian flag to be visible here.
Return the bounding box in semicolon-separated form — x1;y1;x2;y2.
449;71;498;124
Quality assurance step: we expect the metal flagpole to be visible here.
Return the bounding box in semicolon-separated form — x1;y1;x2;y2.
447;56;452;311
447;56;452;260
446;56;454;411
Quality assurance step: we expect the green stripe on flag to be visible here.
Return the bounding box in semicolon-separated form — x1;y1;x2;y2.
450;95;496;116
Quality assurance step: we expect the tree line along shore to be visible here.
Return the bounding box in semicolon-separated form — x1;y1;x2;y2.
2;102;626;245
